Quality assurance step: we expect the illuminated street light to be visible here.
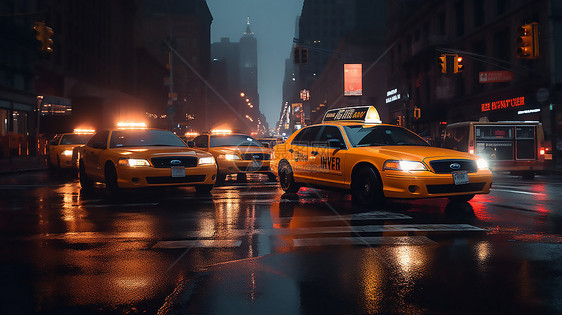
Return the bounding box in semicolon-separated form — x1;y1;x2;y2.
240;92;245;97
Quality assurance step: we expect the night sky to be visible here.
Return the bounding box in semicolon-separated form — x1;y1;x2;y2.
206;0;304;129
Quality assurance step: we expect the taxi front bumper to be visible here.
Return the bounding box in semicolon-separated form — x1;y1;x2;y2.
380;170;493;199
217;159;271;174
115;164;217;188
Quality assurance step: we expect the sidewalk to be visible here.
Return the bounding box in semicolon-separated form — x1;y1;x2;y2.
0;155;48;175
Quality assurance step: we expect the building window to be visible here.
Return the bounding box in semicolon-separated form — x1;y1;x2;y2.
496;0;509;16
474;0;485;27
455;2;464;37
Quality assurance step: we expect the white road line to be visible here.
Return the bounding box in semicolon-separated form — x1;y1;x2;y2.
84;202;160;208
492;188;544;195
184;224;484;238
152;239;242;249
293;236;436;247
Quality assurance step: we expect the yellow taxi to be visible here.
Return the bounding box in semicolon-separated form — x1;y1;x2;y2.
188;130;275;183
271;106;493;206
48;129;95;169
78;124;217;193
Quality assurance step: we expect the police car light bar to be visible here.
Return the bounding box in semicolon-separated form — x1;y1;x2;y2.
322;106;382;124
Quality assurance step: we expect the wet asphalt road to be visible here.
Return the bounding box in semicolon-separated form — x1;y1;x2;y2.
0;171;561;314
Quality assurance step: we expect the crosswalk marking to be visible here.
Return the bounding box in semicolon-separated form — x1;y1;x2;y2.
293;236;436;247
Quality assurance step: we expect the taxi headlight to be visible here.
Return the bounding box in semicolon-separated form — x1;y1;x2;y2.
220;154;240;160
118;158;150;167
198;156;216;165
61;150;73;156
476;158;489;170
383;160;427;171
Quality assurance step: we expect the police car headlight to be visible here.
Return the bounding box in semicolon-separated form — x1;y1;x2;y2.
383;160;427;171
476;158;489;170
198;156;216;165
219;154;240;160
118;158;150;167
61;150;73;156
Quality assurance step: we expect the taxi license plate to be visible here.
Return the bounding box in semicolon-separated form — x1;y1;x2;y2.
452;171;469;185
171;166;186;178
252;160;262;169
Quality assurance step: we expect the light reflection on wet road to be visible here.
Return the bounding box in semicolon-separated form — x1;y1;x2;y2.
0;172;561;314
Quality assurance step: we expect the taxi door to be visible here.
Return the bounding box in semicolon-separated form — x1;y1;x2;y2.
308;126;347;188
287;126;322;181
82;130;109;180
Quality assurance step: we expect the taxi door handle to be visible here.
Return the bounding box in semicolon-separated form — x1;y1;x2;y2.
311;151;319;156
288;149;293;153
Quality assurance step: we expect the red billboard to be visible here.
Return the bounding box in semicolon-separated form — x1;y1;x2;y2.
344;64;362;96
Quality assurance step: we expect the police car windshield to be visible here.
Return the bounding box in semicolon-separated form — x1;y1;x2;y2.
210;135;263;147
109;130;186;148
344;125;430;147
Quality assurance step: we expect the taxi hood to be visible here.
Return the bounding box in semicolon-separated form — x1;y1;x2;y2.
112;147;207;157
358;146;477;161
214;146;269;155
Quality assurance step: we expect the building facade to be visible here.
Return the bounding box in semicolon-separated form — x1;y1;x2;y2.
386;0;561;162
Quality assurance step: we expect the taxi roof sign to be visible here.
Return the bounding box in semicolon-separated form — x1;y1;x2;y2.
322;106;382;124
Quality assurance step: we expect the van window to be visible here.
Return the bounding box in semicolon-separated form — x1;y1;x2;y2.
475;126;513;160
443;126;469;151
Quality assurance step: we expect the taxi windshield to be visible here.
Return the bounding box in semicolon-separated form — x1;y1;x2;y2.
344;125;430;147
109;130;186;148
59;134;92;145
210;135;263;147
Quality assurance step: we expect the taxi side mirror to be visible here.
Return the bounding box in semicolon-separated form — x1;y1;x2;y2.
187;140;195;148
262;143;269;148
328;139;344;149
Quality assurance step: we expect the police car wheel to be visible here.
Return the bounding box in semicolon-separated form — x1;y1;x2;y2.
447;194;474;202
279;162;300;193
79;161;93;190
351;166;385;207
216;172;227;185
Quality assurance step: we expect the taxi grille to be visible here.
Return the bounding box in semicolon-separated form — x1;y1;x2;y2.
429;159;477;174
426;182;485;194
151;156;197;168
238;165;271;172
241;153;270;160
146;175;206;184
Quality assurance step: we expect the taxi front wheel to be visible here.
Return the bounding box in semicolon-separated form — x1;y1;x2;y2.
351;166;386;207
278;162;300;193
105;162;119;194
195;184;214;194
79;161;93;190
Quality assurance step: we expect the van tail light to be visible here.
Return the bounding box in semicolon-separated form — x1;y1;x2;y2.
539;148;545;155
469;140;474;154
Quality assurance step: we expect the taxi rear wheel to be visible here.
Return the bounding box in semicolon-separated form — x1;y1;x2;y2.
448;194;475;202
278;162;300;193
351;166;385;207
104;162;119;194
79;160;93;190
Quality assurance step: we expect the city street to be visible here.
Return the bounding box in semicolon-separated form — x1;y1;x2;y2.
1;171;561;314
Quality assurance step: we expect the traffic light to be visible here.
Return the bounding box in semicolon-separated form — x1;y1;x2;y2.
33;21;54;52
517;22;539;59
438;54;447;74
413;107;421;119
454;55;463;73
397;115;404;126
301;48;308;64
